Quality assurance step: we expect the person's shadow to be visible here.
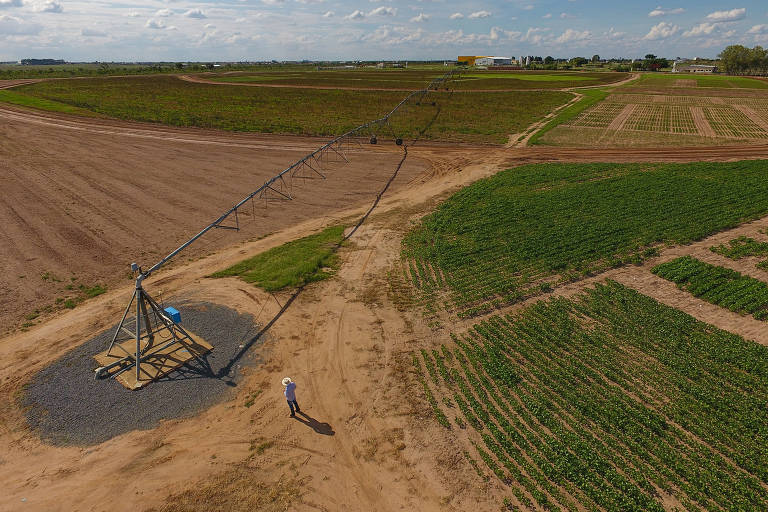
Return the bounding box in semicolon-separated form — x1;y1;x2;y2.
293;411;335;436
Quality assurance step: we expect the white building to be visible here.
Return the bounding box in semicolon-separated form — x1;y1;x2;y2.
475;56;512;66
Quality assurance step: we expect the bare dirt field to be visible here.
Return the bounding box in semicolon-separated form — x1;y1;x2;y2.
0;103;430;334
5;74;768;511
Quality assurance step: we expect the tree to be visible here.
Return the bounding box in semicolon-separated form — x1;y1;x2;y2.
645;54;656;60
591;54;600;63
544;56;554;64
643;55;669;71
719;45;768;75
569;57;588;67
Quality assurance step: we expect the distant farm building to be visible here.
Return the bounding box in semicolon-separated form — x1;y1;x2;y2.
458;56;487;66
674;63;718;74
475;56;513;67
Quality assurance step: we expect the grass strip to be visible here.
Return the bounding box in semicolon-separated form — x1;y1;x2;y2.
211;225;344;291
528;88;608;145
652;255;768;320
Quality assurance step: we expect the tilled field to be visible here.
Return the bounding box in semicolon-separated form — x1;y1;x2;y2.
0;104;427;334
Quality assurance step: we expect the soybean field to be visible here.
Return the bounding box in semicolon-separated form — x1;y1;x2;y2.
402;160;768;318
414;281;768;511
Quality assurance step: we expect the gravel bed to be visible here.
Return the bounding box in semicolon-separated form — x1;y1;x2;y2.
22;301;265;446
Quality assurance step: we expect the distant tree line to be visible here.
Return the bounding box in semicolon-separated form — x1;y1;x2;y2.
719;45;768;75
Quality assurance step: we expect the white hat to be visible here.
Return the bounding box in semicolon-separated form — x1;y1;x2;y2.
282;377;292;386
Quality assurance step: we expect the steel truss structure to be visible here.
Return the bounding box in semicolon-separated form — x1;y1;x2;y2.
96;70;460;387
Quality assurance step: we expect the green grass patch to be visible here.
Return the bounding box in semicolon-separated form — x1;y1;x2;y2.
435;280;768;509
212;225;344;291
14;76;570;144
0;89;98;116
653;256;768;320
628;72;768;90
208;69;626;91
402;160;768;317
528;88;607;144
462;73;597;82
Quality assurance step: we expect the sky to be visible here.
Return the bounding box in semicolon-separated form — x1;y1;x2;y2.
0;1;767;62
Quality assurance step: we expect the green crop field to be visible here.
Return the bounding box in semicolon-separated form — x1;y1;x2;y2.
208;69;626;91
415;281;768;510
402;161;768;317
7;76;571;144
629;73;768;89
653;256;768;319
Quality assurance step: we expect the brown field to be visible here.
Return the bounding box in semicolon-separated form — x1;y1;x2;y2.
5;74;768;511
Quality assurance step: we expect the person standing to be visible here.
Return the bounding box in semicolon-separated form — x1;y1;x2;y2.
282;377;300;417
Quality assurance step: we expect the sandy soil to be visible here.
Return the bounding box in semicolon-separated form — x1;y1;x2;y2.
0;103;429;334
3;89;768;511
690;106;716;137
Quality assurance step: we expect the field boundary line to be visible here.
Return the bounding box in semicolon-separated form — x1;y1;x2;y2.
690;106;716;137
606;103;636;131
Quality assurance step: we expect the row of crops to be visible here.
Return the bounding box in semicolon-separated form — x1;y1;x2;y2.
711;233;768;271
414;281;768;510
652;256;768;320
401;161;768;318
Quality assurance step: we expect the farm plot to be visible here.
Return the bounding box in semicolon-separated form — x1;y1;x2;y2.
566;102;627;128
539;72;768;146
401;161;768;318
652;256;768;320
621;104;698;134
703;106;768;138
415;281;768;510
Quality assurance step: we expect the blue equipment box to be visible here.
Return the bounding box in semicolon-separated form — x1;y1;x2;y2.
164;307;181;323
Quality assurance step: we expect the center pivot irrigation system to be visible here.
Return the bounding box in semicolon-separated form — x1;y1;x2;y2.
94;69;460;386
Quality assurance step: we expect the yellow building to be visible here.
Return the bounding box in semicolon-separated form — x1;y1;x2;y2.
457;56;487;66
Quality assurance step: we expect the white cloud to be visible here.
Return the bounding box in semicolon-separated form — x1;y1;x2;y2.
521;26;549;44
204;23;215;29
261;0;285;5
748;24;768;34
126;11;140;18
683;22;716;37
643;21;679;40
410;12;428;22
344;9;364;20
648;7;685;17
184;8;206;19
81;27;107;37
606;27;625;38
522;4;533;10
555;28;591;43
235;17;246;22
35;0;62;13
705;8;746;22
321;10;333;17
542;13;551;19
560;12;575;19
0;14;41;34
0;0;22;9
369;6;396;16
145;18;166;29
468;10;490;19
449;12;463;19
155;8;172;17
296;0;324;4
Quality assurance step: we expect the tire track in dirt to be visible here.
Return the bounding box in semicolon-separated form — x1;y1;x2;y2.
606;104;636;131
690;106;716;137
